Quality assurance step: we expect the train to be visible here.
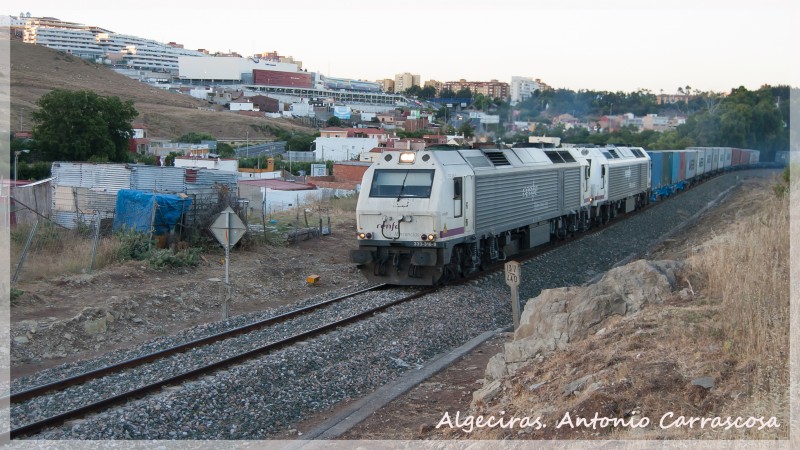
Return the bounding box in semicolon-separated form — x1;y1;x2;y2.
648;147;760;200
349;144;763;286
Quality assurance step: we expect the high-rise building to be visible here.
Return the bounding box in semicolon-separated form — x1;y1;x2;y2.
376;79;395;93
510;76;544;104
394;72;420;93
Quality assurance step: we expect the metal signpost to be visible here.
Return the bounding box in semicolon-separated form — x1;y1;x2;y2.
209;207;247;319
505;260;522;330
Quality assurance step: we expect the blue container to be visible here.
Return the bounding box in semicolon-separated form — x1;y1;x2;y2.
648;151;665;189
670;151;682;183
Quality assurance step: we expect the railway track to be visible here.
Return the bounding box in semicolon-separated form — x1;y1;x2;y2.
9;169;774;440
7;283;447;439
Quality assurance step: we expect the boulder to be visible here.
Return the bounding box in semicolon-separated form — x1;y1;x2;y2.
483;259;683;385
471;380;502;408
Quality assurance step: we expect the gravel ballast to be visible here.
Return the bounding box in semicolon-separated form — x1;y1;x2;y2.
15;169;775;439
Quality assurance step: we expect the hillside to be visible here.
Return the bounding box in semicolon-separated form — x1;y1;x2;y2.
9;39;315;139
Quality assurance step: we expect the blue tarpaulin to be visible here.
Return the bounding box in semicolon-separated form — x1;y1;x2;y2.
112;190;192;235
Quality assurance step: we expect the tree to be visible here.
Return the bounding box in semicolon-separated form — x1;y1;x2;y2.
458;122;475;138
177;132;215;143
326;116;342;127
419;86;437;99
32;89;137;162
455;88;473;99
216;142;236;158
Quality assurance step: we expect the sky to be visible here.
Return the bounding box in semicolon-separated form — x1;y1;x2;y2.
8;0;799;93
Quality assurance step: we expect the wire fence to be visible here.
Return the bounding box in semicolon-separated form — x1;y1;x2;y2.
9;177;357;282
9;184;247;283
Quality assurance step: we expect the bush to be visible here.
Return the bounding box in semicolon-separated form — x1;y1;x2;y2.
148;248;201;268
115;229;155;261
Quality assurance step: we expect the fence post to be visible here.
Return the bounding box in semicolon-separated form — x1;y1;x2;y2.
13;219;39;283
148;194;157;250
89;211;101;273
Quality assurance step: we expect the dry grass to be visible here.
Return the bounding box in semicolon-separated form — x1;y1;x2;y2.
686;185;790;438
10;225;124;281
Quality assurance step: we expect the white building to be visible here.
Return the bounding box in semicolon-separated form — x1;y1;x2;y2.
178;56;298;83
314;137;379;162
173;156;239;172
510;76;541;104
189;87;213;101
21;16;205;71
229;98;256;111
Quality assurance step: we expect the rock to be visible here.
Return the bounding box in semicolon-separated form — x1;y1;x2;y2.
131;317;144;324
19;320;38;333
105;311;115;323
529;382;545;391
691;376;715;389
63;333;73;340
509;260;682;366
471;380;502;408
13;336;29;344
83;317;107;335
485;353;508;381
564;374;594;396
418;424;433;435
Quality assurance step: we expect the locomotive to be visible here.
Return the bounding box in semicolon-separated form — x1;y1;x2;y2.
349;145;651;285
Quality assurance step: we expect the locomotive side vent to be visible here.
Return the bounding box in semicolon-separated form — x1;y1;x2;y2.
482;151;511;166
608;149;620;159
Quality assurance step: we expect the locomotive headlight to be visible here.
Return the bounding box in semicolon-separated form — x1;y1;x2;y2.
420;234;428;241
399;152;416;164
365;232;373;239
427;233;436;241
358;232;366;239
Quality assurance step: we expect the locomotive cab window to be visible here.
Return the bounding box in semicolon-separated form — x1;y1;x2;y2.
370;169;435;198
453;177;463;218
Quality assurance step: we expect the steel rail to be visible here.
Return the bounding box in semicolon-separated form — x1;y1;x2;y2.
9;285;430;439
8;284;386;404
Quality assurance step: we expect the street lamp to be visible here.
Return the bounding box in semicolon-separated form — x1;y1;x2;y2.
14;149;30;183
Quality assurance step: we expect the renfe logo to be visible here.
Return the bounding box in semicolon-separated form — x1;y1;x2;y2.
522;182;538;200
624;168;632;178
377;222;399;231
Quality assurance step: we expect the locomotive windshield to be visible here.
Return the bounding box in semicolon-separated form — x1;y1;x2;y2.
369;169;435;198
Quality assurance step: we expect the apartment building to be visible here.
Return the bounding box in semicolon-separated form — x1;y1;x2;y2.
21;16;205;72
444;79;509;100
510;76;544;104
394;72;421;93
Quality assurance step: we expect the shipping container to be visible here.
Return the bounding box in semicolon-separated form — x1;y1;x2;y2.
649;151;666;189
677;151;687;182
671;150;682;183
732;148;743;167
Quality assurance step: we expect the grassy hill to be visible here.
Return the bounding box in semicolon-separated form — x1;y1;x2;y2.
9;39;315;140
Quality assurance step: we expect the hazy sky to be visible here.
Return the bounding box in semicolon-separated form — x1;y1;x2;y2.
9;0;798;93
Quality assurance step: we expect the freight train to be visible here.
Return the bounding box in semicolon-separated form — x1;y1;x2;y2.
349;145;761;286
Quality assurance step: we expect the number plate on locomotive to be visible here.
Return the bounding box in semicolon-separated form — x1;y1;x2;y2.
413;241;436;247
